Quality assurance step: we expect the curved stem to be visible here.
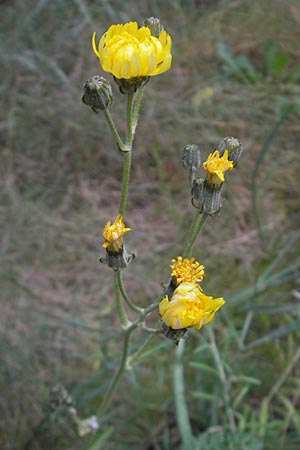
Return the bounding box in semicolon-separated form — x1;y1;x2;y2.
184;212;209;258
114;271;129;327
116;271;143;314
103;108;126;151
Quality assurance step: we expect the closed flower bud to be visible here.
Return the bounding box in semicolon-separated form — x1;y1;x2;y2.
82;75;113;113
218;136;242;167
191;178;223;215
201;183;223;215
191;177;205;210
143;17;164;38
182;144;202;173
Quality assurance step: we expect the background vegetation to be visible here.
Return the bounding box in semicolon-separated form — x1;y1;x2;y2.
1;0;300;449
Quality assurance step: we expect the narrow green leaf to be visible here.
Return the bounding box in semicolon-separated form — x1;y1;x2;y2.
190;361;219;376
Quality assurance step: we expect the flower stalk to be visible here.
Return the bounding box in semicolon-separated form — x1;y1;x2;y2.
183;211;209;258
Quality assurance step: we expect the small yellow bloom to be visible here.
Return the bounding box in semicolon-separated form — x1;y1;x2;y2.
202;150;233;187
102;214;131;252
159;282;225;330
92;21;172;79
170;256;205;286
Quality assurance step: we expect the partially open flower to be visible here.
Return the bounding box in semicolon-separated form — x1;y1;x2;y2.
170;256;204;287
102;214;131;252
159;282;225;330
92;21;172;80
202;150;233;189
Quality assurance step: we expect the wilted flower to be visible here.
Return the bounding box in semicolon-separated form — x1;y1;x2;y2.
159;282;225;330
102;214;131;252
92;21;172;80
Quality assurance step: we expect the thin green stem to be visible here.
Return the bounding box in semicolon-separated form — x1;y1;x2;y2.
173;340;194;448
116;271;143;314
114;271;129;327
118;93;134;216
96;325;136;420
119;151;132;216
103;108;126;151
184;212;209;258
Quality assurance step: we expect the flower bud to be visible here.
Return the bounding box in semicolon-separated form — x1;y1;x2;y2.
143;17;164;38
82;75;113;113
113;76;149;95
218;136;242;167
191;178;223;215
182;144;202;173
202;183;223;215
191;177;205;211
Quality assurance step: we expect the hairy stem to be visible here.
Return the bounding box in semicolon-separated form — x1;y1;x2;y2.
114;271;130;327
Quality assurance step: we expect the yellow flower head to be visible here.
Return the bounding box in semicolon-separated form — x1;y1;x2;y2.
159;282;225;330
92;21;172;79
102;214;131;252
170;256;205;286
202;150;233;187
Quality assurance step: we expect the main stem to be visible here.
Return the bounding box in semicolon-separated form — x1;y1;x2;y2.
119;92;134;216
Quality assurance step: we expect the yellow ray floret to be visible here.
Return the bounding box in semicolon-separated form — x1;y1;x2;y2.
159;282;225;330
102;214;131;252
202;150;233;186
92;21;172;79
170;256;205;286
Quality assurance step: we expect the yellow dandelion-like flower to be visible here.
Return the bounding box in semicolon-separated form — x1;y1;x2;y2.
92;21;172;79
170;256;205;286
159;282;225;330
102;214;131;252
202;150;233;188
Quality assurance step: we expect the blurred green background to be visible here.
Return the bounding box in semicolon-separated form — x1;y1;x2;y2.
1;0;300;449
